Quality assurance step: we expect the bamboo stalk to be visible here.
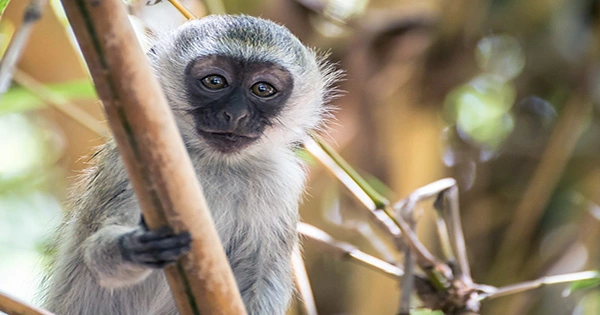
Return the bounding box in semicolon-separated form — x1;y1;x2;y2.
0;291;55;315
58;0;246;314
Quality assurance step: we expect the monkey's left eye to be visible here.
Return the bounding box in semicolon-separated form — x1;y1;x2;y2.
251;82;277;98
201;75;228;90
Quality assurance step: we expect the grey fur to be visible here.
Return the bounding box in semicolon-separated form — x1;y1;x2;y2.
41;15;339;315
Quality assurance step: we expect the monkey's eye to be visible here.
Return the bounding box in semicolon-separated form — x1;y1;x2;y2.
251;82;277;98
201;75;228;90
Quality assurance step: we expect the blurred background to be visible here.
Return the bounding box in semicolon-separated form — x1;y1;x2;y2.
1;0;600;314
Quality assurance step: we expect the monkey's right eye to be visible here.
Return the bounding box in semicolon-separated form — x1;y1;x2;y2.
200;75;228;90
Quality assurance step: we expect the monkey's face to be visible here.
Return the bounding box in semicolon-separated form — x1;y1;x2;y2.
184;55;294;153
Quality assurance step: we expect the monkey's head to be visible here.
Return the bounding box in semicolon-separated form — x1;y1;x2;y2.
149;15;338;159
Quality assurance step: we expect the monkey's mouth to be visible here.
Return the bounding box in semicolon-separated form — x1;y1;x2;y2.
196;129;260;153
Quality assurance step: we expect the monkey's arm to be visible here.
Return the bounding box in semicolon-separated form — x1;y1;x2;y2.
83;224;149;288
83;222;191;288
77;145;191;289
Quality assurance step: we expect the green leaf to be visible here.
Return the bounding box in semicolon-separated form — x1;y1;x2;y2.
0;0;11;17
564;274;600;296
0;80;97;114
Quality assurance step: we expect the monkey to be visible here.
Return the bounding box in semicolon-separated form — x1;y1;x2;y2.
41;14;338;315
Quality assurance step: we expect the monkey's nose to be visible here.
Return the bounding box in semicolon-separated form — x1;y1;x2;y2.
222;109;248;128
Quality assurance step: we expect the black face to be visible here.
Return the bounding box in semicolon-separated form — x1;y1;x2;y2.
185;55;294;153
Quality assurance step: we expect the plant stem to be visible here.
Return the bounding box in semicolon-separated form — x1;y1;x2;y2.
0;0;46;99
481;271;600;300
298;222;404;278
292;248;318;315
167;0;195;19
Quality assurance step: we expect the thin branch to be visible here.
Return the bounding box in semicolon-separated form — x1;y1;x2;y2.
298;222;404;278
59;0;246;313
393;178;473;285
392;201;452;289
394;179;457;263
0;290;54;315
399;209;415;315
305;136;452;288
481;271;600;300
304;137;382;211
13;69;106;136
307;136;388;209
436;184;473;286
292;248;318;315
0;0;46;99
167;0;196;19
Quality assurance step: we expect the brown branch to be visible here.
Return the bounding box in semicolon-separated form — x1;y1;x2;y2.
59;0;246;314
0;290;54;315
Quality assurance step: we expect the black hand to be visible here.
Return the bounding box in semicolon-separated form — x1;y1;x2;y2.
119;226;192;269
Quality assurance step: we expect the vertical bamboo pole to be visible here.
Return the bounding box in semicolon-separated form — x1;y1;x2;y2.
0;291;55;315
58;0;246;314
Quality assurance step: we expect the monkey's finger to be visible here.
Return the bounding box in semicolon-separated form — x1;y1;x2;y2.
155;247;192;261
137;226;177;242
134;232;191;252
145;260;177;269
134;245;191;264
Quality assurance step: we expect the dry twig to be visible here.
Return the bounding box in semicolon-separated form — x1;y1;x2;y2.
292;248;318;315
298;222;404;278
0;0;46;99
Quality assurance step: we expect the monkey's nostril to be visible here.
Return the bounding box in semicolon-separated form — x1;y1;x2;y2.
223;111;232;122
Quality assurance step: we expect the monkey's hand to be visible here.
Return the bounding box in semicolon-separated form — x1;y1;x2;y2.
119;226;192;269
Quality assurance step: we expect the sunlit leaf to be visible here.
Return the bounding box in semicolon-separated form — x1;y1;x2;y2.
563;273;600;296
0;0;11;17
0;80;97;114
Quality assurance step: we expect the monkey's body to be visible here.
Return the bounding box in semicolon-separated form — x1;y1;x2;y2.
44;143;303;314
42;15;336;315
